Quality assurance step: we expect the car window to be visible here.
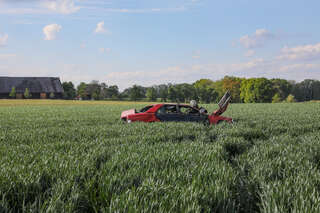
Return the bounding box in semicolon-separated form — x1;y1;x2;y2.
179;106;199;114
140;105;153;113
157;105;178;114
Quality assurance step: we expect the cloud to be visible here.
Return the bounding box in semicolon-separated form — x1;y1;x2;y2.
192;50;200;59
43;24;62;40
239;29;275;49
42;0;80;14
278;63;320;72
0;54;16;60
277;43;320;61
0;0;80;14
94;21;109;34
0;33;8;46
245;50;255;57
80;42;86;48
99;48;111;53
86;5;186;14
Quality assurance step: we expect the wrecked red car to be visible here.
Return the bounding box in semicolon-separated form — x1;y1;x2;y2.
121;91;233;125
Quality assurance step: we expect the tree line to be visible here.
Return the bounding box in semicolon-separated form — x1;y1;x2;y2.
62;76;320;103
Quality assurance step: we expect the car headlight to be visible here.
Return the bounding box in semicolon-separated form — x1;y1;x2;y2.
127;120;132;123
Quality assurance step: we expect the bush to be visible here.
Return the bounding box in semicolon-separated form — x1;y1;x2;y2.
272;93;281;103
49;92;55;99
286;94;296;103
24;88;32;99
9;87;16;99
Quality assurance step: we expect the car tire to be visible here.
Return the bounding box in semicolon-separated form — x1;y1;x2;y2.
203;118;210;126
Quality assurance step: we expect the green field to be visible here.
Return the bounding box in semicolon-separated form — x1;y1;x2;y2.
1;100;320;212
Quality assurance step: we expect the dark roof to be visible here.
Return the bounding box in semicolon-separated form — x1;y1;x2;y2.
0;77;64;93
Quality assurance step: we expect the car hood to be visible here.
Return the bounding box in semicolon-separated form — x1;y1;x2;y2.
121;109;136;119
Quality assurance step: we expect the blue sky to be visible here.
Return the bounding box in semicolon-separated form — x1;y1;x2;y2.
0;0;319;89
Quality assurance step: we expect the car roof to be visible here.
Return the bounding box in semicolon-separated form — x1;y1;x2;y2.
144;103;194;113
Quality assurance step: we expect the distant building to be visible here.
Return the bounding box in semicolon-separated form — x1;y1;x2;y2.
0;77;64;99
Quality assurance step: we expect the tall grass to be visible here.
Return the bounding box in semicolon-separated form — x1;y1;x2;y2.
0;101;319;212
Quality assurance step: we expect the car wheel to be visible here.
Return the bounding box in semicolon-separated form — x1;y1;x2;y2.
203;118;210;126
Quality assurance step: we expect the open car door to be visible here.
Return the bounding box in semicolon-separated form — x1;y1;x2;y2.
213;91;231;116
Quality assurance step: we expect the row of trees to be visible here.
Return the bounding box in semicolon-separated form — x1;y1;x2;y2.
9;87;55;99
62;77;320;103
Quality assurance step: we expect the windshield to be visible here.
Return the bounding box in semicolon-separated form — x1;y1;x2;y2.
139;105;153;113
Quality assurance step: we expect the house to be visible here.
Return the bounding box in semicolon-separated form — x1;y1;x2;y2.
0;77;64;99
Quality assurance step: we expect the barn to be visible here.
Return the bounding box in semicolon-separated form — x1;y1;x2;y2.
0;77;64;99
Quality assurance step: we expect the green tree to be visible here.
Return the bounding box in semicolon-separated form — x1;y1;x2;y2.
271;79;292;101
92;92;99;100
286;94;296;103
49;92;55;99
272;93;281;103
157;84;168;102
194;79;215;103
292;79;320;102
100;85;119;100
9;87;16;99
168;86;178;102
178;83;197;103
129;85;144;101
86;80;101;100
24;88;32;99
62;82;76;100
240;78;274;103
77;82;88;99
221;76;243;103
146;87;157;101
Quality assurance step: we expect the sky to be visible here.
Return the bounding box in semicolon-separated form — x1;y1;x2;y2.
0;0;320;89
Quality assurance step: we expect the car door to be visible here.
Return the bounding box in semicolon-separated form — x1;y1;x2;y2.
155;104;185;122
179;105;207;122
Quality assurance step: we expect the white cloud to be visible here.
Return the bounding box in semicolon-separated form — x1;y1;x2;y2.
0;54;16;59
278;43;320;61
80;42;86;48
192;50;200;59
94;21;109;34
43;0;80;14
99;48;111;53
88;7;186;14
0;33;8;46
43;24;62;40
278;63;320;72
245;50;255;57
239;29;275;49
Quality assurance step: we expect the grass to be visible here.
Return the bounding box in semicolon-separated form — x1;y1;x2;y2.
0;100;320;212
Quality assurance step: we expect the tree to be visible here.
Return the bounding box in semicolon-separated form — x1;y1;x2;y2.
129;85;144;101
178;83;197;103
168;86;178;102
49;92;55;99
157;84;168;102
92;92;99;100
146;87;157;101
86;80;101;100
62;82;76;100
194;79;215;103
105;85;119;99
292;79;320;102
240;78;273;103
9;87;16;99
271;79;292;101
286;94;296;103
77;82;88;99
24;88;32;99
221;76;243;103
272;93;281;103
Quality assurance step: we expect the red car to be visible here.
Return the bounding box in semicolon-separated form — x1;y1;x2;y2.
121;92;233;125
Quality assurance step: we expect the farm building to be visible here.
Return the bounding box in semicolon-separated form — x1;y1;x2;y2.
0;77;64;99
